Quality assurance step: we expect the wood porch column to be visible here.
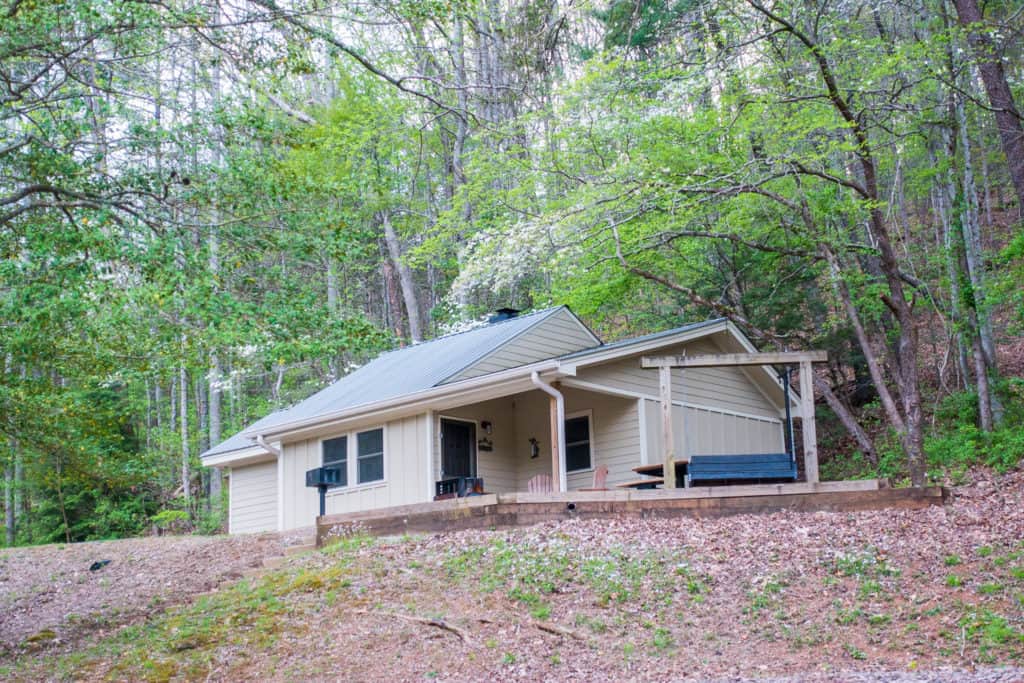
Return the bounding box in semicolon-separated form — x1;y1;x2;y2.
548;395;560;491
799;360;819;484
660;366;676;489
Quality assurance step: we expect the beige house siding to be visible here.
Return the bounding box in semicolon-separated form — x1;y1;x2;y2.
499;388;642;490
564;388;640;489
576;338;780;419
229;460;278;534
449;308;597;382
580;337;786;461
439;398;519;493
512;391;554;489
641;401;785;462
280;438;320;531
242;330;791;533
279;414;432;530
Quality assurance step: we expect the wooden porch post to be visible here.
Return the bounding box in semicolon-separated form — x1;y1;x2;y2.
799;360;819;484
660;366;676;489
549;395;561;491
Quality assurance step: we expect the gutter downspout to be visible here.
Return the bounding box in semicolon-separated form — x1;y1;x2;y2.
256;434;282;458
531;371;567;493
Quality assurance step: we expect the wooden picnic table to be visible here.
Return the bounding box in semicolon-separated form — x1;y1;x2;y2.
616;477;664;490
632;460;689;478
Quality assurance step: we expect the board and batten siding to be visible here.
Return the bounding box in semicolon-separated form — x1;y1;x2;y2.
577;338;780;418
449;308;597;382
229;460;278;534
564;388;640;489
640;401;785;461
580;337;786;459
438;397;518;493
512;388;641;490
279;414;431;530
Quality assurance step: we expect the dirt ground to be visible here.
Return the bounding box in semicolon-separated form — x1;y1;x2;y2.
2;472;1023;682
0;532;287;655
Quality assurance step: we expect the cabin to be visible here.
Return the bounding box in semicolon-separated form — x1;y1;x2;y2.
201;307;812;535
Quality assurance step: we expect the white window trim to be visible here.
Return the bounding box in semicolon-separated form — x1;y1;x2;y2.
319;434;351;489
564;409;595;474
355;427;386;486
319;424;387;494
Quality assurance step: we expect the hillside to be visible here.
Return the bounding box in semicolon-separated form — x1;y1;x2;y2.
2;471;1023;682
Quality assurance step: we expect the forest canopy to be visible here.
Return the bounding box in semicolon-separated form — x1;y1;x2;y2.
1;0;1022;544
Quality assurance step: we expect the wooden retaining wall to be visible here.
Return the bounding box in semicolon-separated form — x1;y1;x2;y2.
315;480;950;546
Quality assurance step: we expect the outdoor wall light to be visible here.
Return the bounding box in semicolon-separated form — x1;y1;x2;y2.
529;437;540;459
481;420;492;434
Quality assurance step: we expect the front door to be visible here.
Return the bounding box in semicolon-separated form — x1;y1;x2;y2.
441;419;476;478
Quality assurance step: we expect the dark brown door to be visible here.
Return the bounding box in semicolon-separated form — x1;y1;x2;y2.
441;419;476;478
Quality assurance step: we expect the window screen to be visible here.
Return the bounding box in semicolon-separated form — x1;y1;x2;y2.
357;428;384;484
565;416;592;472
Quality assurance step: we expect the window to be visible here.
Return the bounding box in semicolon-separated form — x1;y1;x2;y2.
322;436;348;487
357;428;384;484
564;415;592;472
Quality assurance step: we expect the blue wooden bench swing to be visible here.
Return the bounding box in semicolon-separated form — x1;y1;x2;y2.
685;366;798;486
640;351;825;489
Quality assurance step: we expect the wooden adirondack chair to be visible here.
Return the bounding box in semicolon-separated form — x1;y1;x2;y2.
580;464;609;491
526;474;553;493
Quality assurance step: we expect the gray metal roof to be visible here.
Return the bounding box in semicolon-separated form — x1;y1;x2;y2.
201;310;735;459
202;410;289;458
228;306;570;440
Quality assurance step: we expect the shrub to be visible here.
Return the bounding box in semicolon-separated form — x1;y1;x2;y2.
926;425;1024;475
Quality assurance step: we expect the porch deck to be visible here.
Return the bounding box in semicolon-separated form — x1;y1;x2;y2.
315;479;950;545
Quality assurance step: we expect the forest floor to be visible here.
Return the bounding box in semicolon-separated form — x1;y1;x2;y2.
1;471;1023;682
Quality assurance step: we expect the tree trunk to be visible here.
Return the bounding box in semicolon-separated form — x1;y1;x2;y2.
326;259;340;381
933;138;971;389
54;455;71;543
4;465;13;546
814;376;879;465
382;259;404;339
326;258;339;314
208;352;222;504
748;0;927;483
821;246;906;435
180;364;190;504
207;9;224;510
196;373;208;455
272;363;285;404
145;378;152;450
972;332;993;431
381;213;423;342
952;0;1024;215
154;378;163;430
169;374;177;435
955;92;1004;425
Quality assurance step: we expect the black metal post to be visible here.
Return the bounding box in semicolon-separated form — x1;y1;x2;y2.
318;484;327;517
781;367;796;463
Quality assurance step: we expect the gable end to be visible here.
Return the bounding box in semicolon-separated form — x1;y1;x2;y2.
442;307;600;383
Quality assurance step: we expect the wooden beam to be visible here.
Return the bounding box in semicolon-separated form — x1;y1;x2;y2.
641;351;828;368
799;360;819;484
548;395;560;492
659;366;676;488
